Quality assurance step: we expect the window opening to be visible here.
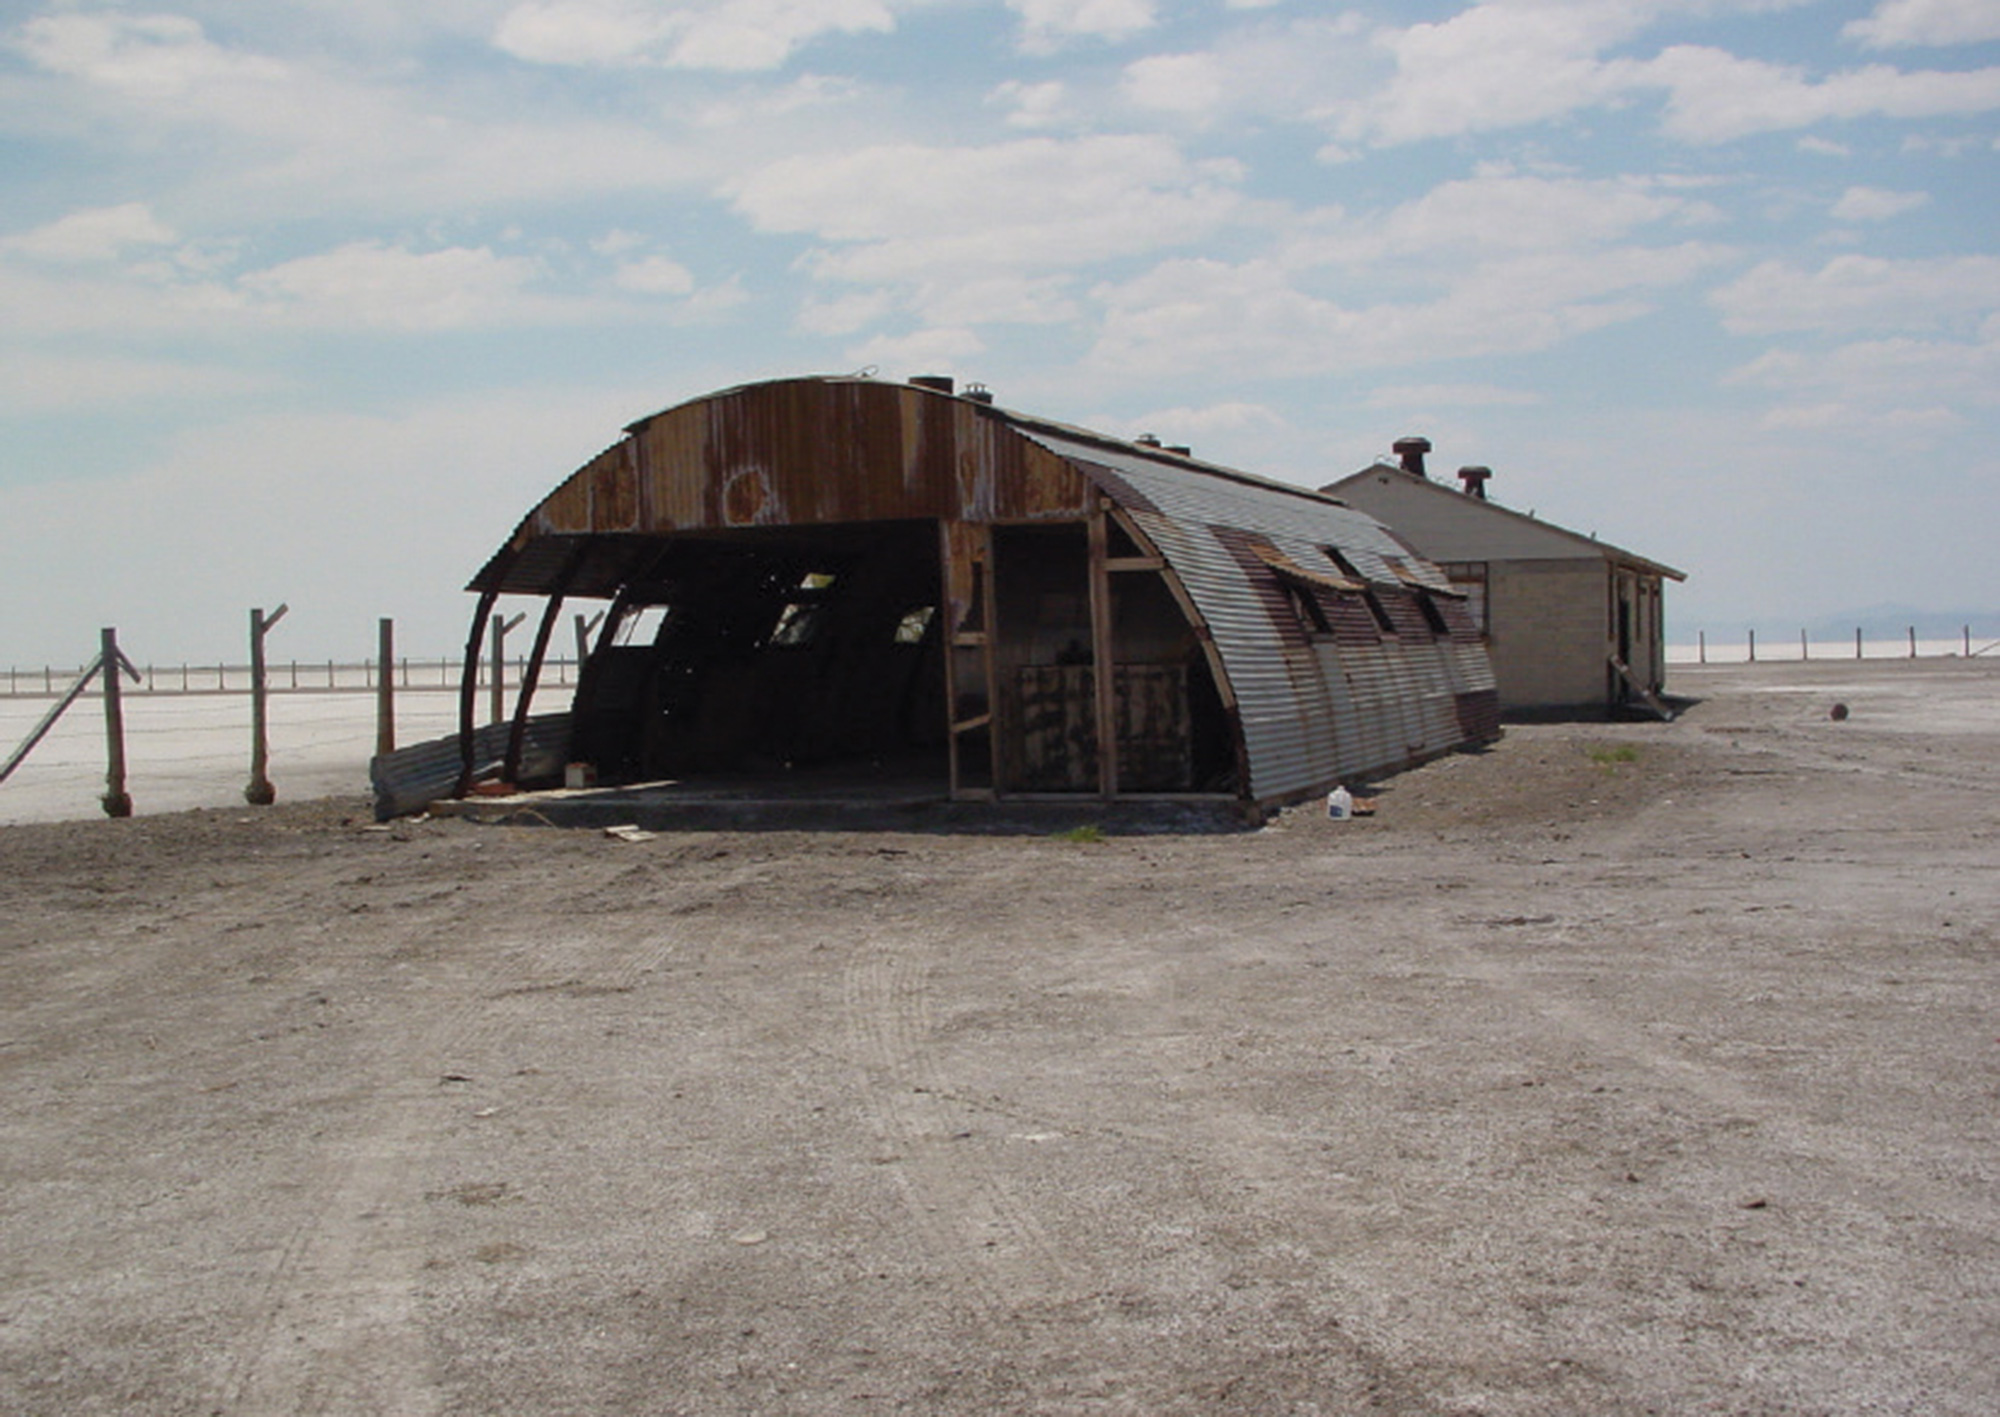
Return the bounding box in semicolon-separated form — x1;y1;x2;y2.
1439;562;1488;635
894;606;936;645
1287;584;1331;635
612;604;671;647
1323;549;1395;635
769;601;826;647
1414;590;1450;637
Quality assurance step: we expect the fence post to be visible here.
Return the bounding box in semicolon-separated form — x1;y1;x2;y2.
1855;627;1862;660
376;617;396;757
1966;625;1972;657
1697;630;1705;664
101;628;133;818
1748;628;1756;663
489;612;525;726
245;604;288;805
1800;628;1808;661
1908;626;1917;658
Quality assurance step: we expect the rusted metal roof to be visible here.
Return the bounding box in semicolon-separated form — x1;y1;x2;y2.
468;375;1497;809
1020;431;1493;804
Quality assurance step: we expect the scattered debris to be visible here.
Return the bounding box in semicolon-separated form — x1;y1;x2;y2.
603;824;658;843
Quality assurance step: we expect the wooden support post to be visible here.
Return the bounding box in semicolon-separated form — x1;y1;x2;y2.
1856;627;1862;660
1800;628;1808;661
455;590;502;799
505;595;566;783
376;617;396;757
101;628;133;818
1747;628;1756;663
1966;625;1972;657
244;604;288;805
488;612;525;726
1909;626;1917;658
1697;630;1705;664
1087;502;1119;801
574;609;605;666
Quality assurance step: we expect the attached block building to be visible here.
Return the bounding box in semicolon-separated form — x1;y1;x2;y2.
1323;440;1685;716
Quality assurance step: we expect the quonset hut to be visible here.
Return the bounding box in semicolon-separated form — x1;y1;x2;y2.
422;374;1498;821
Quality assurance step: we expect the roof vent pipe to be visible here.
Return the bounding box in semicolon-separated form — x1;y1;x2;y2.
1136;433;1163;448
910;374;955;394
963;383;994;405
1457;465;1492;500
1393;436;1431;477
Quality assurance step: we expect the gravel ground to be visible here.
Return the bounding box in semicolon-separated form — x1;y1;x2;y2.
2;657;1996;1415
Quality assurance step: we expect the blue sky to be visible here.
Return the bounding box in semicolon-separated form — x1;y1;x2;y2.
3;0;1996;665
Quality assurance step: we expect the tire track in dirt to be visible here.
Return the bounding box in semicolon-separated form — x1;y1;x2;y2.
841;931;1083;1322
220;894;686;1415
1438;932;2000;1243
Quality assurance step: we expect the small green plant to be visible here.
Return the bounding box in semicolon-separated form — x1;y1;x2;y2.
1054;823;1106;844
1588;744;1640;766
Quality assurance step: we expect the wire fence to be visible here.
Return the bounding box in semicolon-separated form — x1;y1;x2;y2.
1667;627;1994;665
1;657;582;697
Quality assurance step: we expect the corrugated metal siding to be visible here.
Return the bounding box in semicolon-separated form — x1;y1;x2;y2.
1022;432;1496;805
467;377;1497;810
477;379;1092;596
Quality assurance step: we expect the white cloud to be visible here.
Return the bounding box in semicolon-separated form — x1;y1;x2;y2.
1797;135;1853;156
729;135;1246;293
493;0;899;70
1311;5;2000;148
14;12;289;97
1845;0;2000;49
11;12;710;224
238;242;556;330
1647;46;2000;142
1122;53;1227;116
0;351;280;416
1120;16;1369;128
612;253;697;295
0;385;657;664
843;325;987;375
1289;169;1719;264
1334;3;1645;146
1757;401;1962;434
1729;330;2000;407
1712;253;2000;334
3;203;176;263
1085;238;1725;382
1829;185;1931;221
796;290;897;336
990;79;1074;129
1010;0;1158;52
1364;383;1543;409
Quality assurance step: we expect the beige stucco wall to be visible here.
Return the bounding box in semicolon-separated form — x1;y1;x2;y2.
1488;559;1608;710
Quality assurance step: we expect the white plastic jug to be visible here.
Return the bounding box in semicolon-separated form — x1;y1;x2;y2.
1327;785;1352;820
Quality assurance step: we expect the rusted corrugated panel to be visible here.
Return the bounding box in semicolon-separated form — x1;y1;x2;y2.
1020;431;1495;805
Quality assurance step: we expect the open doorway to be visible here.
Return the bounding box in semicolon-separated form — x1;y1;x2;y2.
568;519;947;789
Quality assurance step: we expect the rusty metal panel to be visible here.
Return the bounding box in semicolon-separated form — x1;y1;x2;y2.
590;445;638;531
1020;430;1496;806
472;377;1495;805
641;401;709;530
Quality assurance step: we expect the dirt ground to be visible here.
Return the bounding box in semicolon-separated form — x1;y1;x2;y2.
3;658;1996;1416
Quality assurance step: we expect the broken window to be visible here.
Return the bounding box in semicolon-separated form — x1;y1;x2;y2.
612;604;671;647
1414;589;1450;637
1323;550;1396;636
1287;583;1332;635
767;570;838;648
893;605;936;644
